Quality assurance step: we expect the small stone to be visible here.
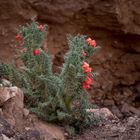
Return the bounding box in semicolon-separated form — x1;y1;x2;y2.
111;126;119;132
9;138;15;140
119;126;126;133
86;108;116;120
1;79;12;87
25;127;30;131
0;84;3;87
64;132;69;137
23;108;29;118
1;134;10;140
127;116;137;126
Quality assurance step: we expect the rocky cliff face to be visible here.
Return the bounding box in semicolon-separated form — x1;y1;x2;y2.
0;0;140;116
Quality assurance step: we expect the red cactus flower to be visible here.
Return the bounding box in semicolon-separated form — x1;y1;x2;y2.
82;62;92;73
82;82;90;89
89;40;96;47
37;24;43;31
33;49;39;56
15;34;22;41
82;76;93;89
83;67;92;73
82;62;89;68
85;77;93;85
86;37;92;44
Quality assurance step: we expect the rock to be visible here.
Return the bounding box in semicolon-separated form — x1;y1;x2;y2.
14;118;65;140
129;106;140;117
0;86;65;140
123;88;133;98
1;79;12;87
14;129;43;140
1;87;24;131
111;125;126;133
33;120;65;140
111;106;123;118
1;134;11;140
0;116;15;138
23;108;30;118
12;113;65;140
0;87;16;106
121;103;140;117
127;116;137;126
10;138;15;140
121;103;131;115
86;108;116;120
25;127;30;131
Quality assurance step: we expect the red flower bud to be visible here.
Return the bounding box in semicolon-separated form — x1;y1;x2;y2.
37;24;43;31
85;77;93;85
84;67;92;73
90;40;96;47
33;49;39;56
82;82;90;89
15;34;22;41
82;62;89;68
82;76;93;90
82;62;92;73
86;37;92;44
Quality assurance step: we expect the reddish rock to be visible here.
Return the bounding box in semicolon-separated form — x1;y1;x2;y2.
86;108;116;120
0;87;16;106
0;87;24;131
0;87;65;139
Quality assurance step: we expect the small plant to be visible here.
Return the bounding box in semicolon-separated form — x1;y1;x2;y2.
0;21;100;133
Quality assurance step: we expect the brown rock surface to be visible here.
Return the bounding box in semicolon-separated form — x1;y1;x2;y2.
0;0;140;117
69;116;140;140
33;119;65;140
0;87;16;106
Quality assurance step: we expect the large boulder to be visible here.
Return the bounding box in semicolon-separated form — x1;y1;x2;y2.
0;86;65;140
0;87;24;131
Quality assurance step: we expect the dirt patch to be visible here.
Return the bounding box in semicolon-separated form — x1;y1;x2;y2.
68;116;140;140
